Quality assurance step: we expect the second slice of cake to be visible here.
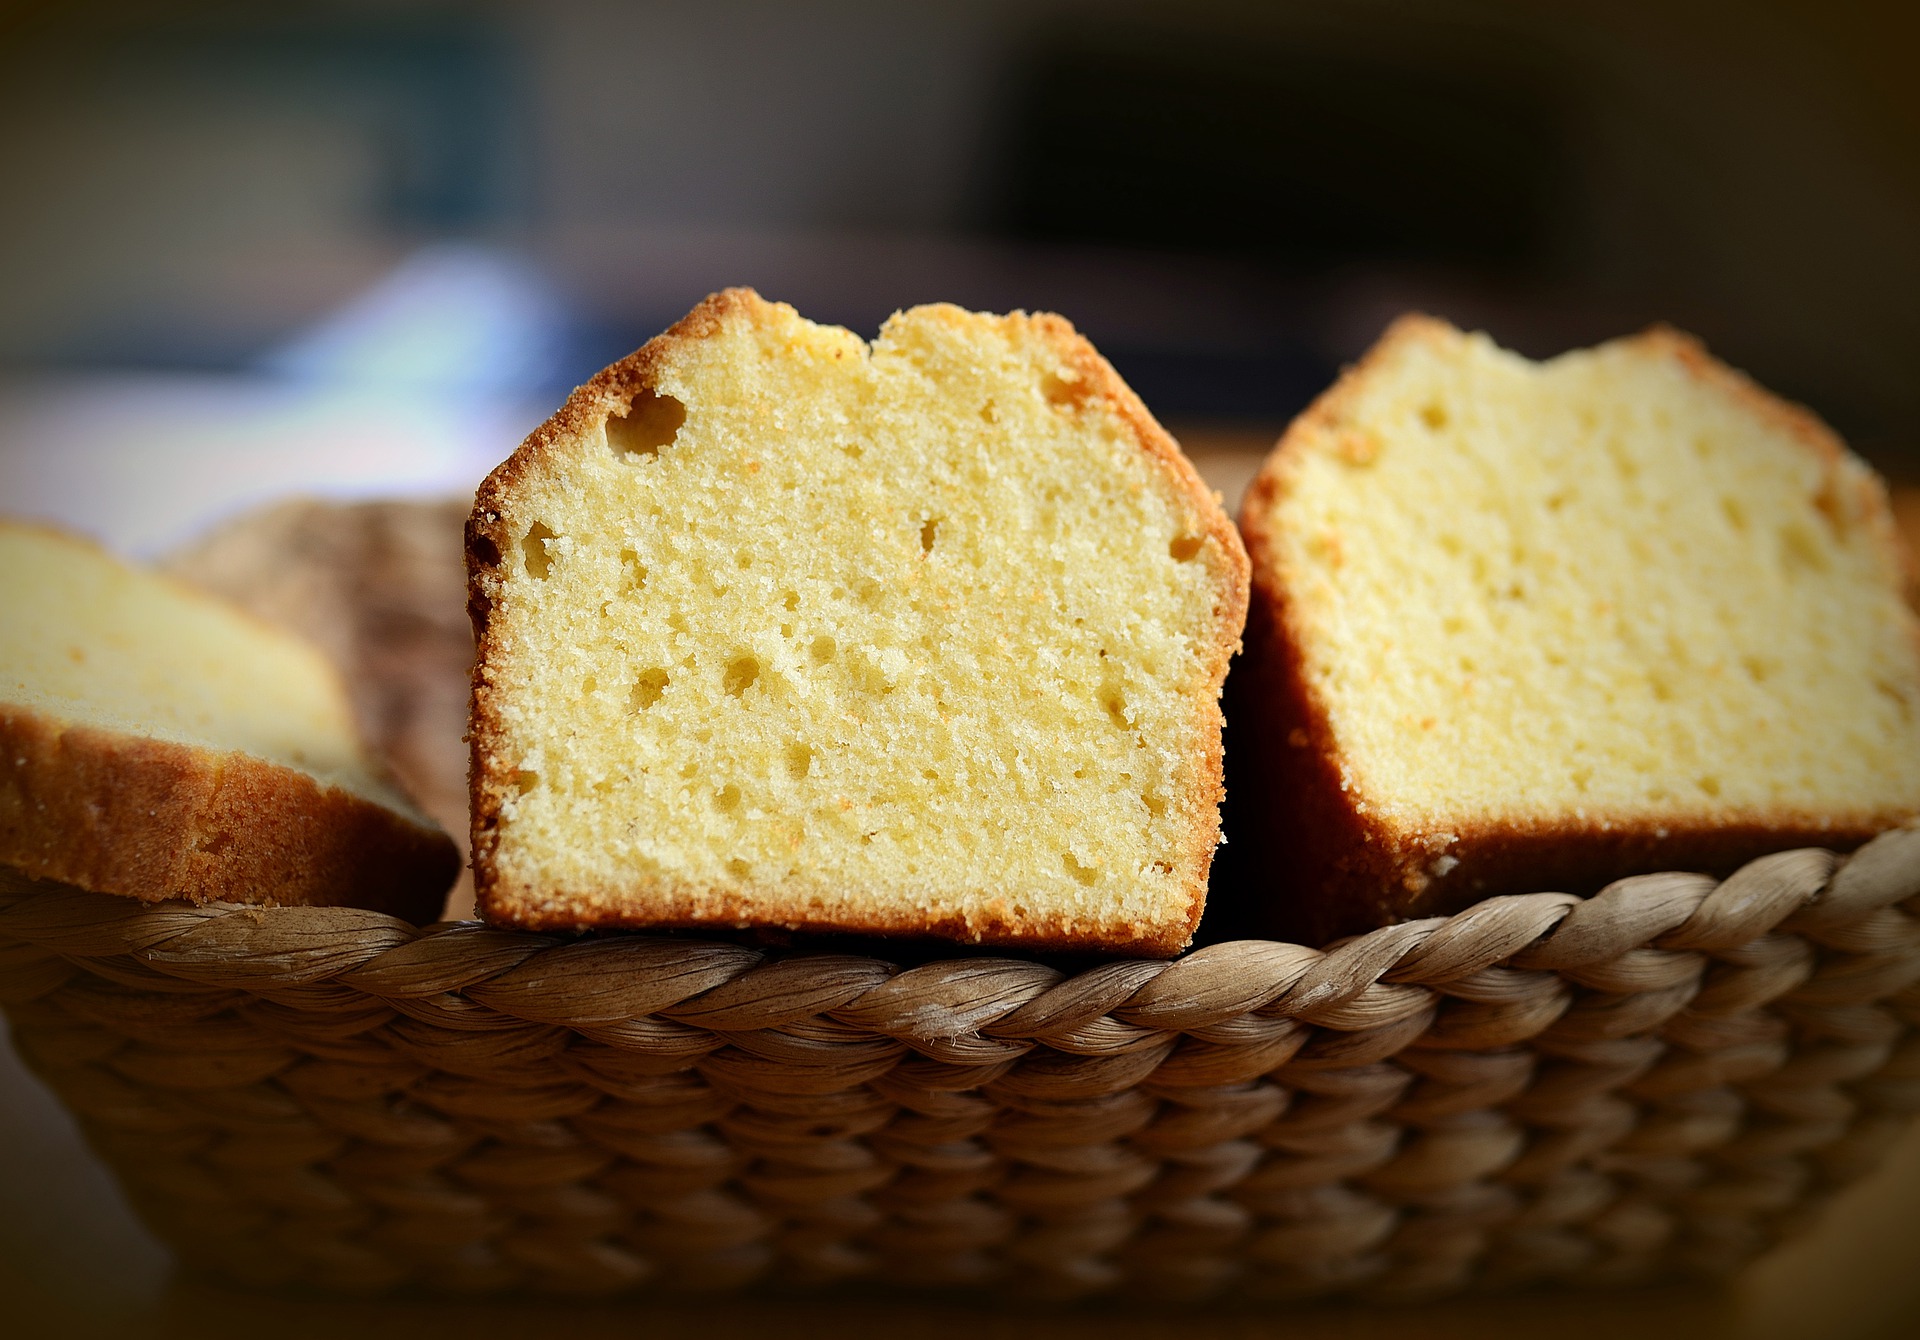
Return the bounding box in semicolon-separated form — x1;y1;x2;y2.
467;289;1248;954
1234;316;1920;940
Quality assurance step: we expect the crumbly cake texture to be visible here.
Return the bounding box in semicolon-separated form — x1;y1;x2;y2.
0;521;459;921
1234;316;1920;941
468;288;1248;954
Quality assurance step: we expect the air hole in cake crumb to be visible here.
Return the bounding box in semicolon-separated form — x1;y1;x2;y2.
1696;775;1722;798
1062;852;1098;885
1335;431;1379;465
1420;403;1449;430
1041;372;1080;408
1142;792;1166;817
980;401;999;423
471;533;501;566
723;655;761;696
737;551;753;569
514;770;539;795
727;858;751;879
811;636;835;664
920;517;940;553
715;784;742;814
606;390;685;458
1721;497;1748;533
1169;534;1204;562
786;743;813;779
850;654;894;696
1648;671;1675;702
1876;679;1915;723
783;590;800;611
1812;481;1847;535
1742;655;1772;684
1544;492;1569;513
619;547;647;591
841;443;864;459
630;669;669;711
582;676;597;695
522;523;556;578
1101;687;1130;728
1780;523;1829;575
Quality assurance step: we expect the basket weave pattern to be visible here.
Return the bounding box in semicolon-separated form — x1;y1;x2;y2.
4;827;1920;1302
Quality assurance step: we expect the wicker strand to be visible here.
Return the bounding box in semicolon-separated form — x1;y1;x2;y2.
3;826;1919;1300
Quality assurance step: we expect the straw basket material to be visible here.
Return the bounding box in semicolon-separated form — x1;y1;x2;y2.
4;826;1919;1303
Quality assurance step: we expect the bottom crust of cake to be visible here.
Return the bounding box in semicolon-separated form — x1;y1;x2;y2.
0;705;458;923
1216;620;1913;945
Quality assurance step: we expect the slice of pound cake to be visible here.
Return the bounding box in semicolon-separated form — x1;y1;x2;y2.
0;521;460;921
467;288;1248;954
1234;316;1920;941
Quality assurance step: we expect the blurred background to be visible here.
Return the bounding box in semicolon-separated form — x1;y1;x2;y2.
2;0;1917;548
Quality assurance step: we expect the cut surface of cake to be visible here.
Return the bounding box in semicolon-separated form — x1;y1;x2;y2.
1233;316;1920;940
0;520;459;920
468;288;1248;954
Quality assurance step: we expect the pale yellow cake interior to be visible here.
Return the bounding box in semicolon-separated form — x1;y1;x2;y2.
0;523;417;813
484;300;1233;939
1269;321;1920;836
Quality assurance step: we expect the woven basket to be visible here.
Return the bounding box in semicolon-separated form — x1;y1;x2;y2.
4;827;1920;1304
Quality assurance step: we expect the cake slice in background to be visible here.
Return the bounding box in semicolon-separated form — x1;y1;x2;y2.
467;288;1248;955
165;497;478;917
1232;316;1920;941
0;520;459;921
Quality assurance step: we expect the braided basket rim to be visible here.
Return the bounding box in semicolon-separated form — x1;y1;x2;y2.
4;824;1919;1302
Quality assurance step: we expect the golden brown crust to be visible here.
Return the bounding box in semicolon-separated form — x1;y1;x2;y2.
0;704;457;923
467;288;1248;956
1232;315;1920;943
1015;304;1249;948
